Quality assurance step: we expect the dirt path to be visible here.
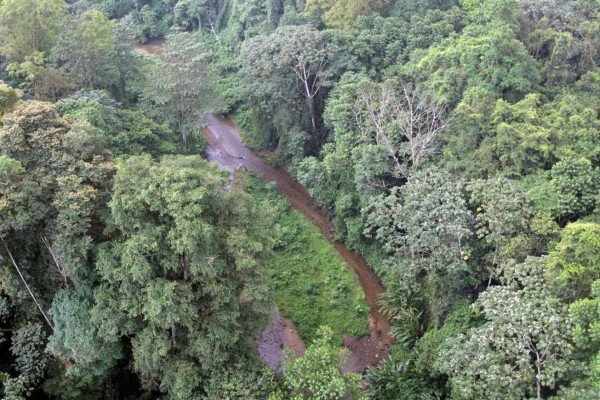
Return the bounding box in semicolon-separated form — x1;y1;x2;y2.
204;115;393;372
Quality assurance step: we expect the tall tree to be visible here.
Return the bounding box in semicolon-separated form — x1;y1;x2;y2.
365;168;474;319
0;101;114;289
46;289;121;385
550;157;599;221
52;10;118;89
92;155;273;398
415;21;538;106
0;82;22;118
353;78;450;179
0;0;67;97
240;24;337;134
142;32;219;154
306;0;388;29
467;177;534;271
567;278;600;396
547;222;600;302
0;100;114;398
439;257;574;400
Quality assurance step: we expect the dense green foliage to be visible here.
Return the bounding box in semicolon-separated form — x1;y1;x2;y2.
1;0;600;398
270;326;366;399
93;155;273;398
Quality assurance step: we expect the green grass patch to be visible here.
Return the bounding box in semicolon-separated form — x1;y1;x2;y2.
244;175;370;344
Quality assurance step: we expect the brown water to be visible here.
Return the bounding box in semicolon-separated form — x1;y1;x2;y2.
204;115;393;370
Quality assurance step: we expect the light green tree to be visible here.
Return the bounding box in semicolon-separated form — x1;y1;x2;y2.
547;222;600;302
467;177;535;268
365;168;474;319
0;82;22;118
565;279;600;396
52;10;118;89
439;257;574;400
306;0;388;29
270;326;366;400
0;0;67;97
240;24;337;134
416;21;538;106
142;32;219;154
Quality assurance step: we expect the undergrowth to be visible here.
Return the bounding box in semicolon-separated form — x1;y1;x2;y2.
243;174;370;344
231;106;271;152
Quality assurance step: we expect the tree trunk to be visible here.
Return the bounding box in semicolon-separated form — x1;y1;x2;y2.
535;350;542;400
306;96;317;136
182;130;188;155
1;237;54;331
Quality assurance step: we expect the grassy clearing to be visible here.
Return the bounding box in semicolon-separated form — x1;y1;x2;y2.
244;176;370;344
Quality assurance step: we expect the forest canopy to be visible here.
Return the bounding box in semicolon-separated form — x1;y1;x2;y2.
0;0;599;399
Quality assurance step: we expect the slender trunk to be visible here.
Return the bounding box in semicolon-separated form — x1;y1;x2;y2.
32;26;40;98
488;250;498;288
535;350;542;400
181;253;189;282
33;78;40;98
182;131;188;154
306;96;317;140
1;237;54;331
41;235;69;287
208;18;221;47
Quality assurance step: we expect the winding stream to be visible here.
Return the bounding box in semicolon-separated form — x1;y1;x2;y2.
204;115;393;370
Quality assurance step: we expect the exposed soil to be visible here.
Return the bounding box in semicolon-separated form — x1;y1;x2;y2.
204;115;394;373
132;38;166;55
342;332;389;373
257;309;306;372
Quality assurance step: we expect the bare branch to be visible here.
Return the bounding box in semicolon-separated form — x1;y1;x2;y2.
355;80;450;179
41;235;69;288
207;18;221;47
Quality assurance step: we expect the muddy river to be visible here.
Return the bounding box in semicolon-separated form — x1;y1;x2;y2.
204;115;393;372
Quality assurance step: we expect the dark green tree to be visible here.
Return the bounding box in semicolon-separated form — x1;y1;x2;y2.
92;155;273;398
0;101;114;397
550;157;599;221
